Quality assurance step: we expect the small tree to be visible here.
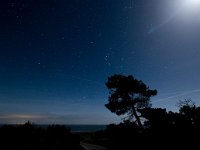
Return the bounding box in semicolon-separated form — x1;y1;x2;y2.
105;74;157;129
178;99;200;126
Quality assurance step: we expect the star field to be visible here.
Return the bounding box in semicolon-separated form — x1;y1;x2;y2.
1;0;200;124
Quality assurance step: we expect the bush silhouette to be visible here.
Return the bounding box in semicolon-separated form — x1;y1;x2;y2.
0;123;83;150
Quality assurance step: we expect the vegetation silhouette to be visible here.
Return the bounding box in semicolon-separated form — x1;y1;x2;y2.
2;74;200;149
97;104;200;149
91;74;200;149
0;122;83;150
105;74;157;129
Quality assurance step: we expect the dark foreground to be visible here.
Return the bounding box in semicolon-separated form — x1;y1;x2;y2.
87;123;200;150
0;122;83;150
0;121;199;150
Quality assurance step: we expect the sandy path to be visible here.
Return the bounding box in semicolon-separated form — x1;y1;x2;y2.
80;142;107;150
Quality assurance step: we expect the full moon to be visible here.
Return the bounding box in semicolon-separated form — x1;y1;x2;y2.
184;0;200;5
183;0;200;10
180;0;200;17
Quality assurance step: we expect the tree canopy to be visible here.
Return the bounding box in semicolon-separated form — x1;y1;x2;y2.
105;74;157;128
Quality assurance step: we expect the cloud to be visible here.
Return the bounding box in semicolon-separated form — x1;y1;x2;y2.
152;89;200;103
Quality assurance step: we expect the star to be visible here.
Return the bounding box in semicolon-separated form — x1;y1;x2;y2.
104;54;112;67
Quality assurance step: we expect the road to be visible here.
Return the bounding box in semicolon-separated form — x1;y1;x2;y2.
80;142;107;150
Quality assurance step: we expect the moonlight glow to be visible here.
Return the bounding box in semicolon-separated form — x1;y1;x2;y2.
184;0;200;6
182;0;200;13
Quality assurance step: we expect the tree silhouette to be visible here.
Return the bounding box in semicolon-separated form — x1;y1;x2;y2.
178;100;200;127
105;74;157;129
140;108;168;129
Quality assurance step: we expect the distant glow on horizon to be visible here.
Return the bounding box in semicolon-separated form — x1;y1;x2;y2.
0;114;47;124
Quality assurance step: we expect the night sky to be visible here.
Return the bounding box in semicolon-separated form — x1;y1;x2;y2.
1;0;200;124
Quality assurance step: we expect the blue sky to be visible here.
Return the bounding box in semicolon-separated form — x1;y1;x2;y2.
1;0;200;124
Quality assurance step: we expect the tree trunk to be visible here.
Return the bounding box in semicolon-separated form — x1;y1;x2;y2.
132;107;143;129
